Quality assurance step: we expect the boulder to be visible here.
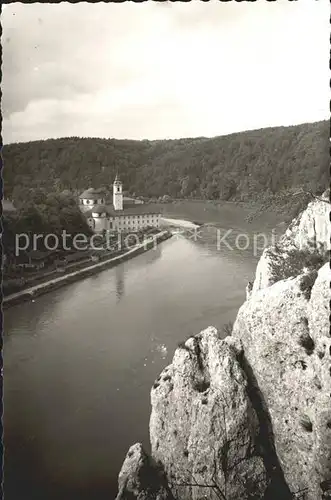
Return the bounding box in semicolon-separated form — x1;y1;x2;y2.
252;197;330;295
115;443;174;500
281;193;330;255
149;327;268;500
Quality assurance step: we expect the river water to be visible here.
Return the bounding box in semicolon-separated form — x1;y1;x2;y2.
3;222;277;500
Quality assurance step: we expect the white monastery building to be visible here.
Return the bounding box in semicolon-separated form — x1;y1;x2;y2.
79;175;161;233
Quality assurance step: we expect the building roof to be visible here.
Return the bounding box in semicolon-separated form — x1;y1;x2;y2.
91;204;108;214
114;173;122;184
84;201;162;218
79;188;107;200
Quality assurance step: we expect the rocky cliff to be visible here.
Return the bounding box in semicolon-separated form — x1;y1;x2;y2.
116;192;330;500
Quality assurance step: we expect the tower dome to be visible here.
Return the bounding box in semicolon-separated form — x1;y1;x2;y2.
114;173;121;184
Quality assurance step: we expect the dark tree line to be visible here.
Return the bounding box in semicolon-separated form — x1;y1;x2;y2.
3;120;328;206
3;190;92;256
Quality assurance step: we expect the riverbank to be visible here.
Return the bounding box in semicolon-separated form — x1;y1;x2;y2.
160;217;200;229
152;200;286;233
3;230;172;308
149;191;315;229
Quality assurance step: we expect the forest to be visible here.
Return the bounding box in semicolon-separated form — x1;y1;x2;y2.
3;190;92;257
2;120;329;224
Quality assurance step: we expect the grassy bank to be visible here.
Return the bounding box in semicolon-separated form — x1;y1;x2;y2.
3;231;172;308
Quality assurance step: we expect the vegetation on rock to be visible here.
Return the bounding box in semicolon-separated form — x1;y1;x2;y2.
270;247;327;287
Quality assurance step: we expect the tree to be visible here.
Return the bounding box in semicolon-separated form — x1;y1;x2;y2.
219;178;237;201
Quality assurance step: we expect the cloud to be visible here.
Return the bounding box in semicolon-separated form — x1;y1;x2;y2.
2;0;329;144
2;4;144;115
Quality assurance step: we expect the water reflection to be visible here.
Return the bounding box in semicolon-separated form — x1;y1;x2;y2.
116;245;162;302
115;266;125;302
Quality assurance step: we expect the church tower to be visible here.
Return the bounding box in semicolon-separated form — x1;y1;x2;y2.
113;174;123;211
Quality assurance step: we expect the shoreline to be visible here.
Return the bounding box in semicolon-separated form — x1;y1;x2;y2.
3;230;172;309
158;200;286;234
160;216;201;229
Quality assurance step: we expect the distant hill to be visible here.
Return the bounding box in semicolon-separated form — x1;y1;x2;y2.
3;121;329;217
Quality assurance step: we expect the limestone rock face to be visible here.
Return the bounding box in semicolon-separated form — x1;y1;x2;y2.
252;196;330;295
116;196;330;500
251;245;284;294
282;193;330;254
149;327;268;500
115;443;174;500
233;263;331;499
307;264;331;499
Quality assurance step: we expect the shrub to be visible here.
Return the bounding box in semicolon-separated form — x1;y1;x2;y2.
271;247;326;285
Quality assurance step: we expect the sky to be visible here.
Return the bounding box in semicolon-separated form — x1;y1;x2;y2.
2;0;329;144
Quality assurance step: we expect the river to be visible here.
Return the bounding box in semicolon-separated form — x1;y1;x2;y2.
3;221;278;499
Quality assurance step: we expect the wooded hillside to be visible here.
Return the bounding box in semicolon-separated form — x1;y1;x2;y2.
3;121;328;210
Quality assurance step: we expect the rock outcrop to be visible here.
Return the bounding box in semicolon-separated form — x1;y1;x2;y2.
233;263;330;499
150;328;268;500
115;443;175;500
282;192;330;255
233;192;330;499
116;193;330;500
252;193;330;295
